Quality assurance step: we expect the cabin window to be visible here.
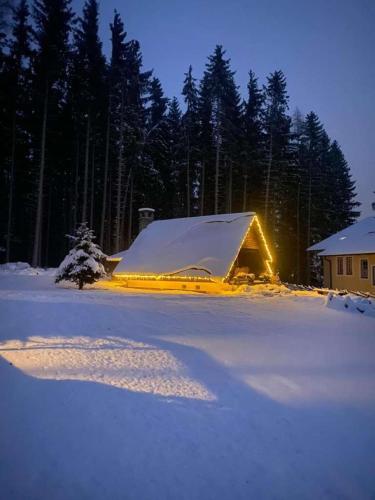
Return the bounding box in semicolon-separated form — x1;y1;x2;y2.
372;266;375;286
345;256;353;275
337;257;344;275
360;259;368;279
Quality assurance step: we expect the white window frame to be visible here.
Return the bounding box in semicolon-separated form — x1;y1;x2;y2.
337;256;344;276
345;256;353;276
360;258;369;280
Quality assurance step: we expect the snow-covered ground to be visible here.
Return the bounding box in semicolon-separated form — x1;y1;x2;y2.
0;273;374;500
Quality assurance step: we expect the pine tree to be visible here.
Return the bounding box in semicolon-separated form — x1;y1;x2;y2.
328;140;359;229
182;65;199;216
107;11;151;252
73;0;106;224
241;70;264;212
144;77;170;217
199;45;241;214
55;222;107;289
262;70;293;279
2;0;32;262
31;0;74;267
166;97;184;216
120;39;151;245
263;70;291;229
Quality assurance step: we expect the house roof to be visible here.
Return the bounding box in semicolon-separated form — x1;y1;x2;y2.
112;212;264;280
307;217;375;256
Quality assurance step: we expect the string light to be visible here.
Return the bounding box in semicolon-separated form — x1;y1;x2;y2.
113;273;215;283
113;214;274;287
223;215;273;282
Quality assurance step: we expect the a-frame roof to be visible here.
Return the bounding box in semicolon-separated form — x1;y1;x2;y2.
113;212;268;280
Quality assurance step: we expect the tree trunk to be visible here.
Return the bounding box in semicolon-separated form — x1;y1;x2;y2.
242;173;248;212
227;159;232;213
128;174;133;246
186;135;190;217
120;168;132;246
106;170;112;252
6;111;16;262
100;104;111;248
81;112;91;223
296;180;301;283
214;139;220;214
114;89;125;253
200;162;205;216
90;141;95;228
264;131;273;226
307;162;312;283
73;139;80;231
32;82;49;268
45;185;52;266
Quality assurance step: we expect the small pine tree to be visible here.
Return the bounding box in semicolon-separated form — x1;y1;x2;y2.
55;222;107;289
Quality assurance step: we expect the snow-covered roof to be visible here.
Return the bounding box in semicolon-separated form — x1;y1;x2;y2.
307;217;375;256
113;212;257;280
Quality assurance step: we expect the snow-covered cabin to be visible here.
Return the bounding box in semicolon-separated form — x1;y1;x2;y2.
109;211;273;292
307;217;375;293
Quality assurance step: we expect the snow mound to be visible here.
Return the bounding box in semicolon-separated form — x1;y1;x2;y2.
0;262;56;276
325;292;375;316
242;283;292;296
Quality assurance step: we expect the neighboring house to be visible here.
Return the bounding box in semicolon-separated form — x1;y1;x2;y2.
307;217;375;293
108;210;273;292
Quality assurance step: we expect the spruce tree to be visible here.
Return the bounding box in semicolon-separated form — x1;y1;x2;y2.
166;97;184;216
328;141;359;229
2;0;32;262
182;65;199;216
144;77;170;217
75;0;106;222
55;222;107;289
262;70;293;279
241;70;264;213
31;0;74;267
120;39;151;246
263;70;291;228
199;45;241;214
106;11;151;251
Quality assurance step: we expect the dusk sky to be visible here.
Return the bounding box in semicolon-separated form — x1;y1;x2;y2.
73;0;375;216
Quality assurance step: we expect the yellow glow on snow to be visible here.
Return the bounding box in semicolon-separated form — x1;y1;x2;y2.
0;336;215;401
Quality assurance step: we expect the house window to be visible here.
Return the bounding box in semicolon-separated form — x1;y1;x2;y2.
372;266;375;286
345;256;353;275
360;259;368;279
337;257;344;275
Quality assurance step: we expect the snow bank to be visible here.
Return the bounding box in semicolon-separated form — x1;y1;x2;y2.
325;291;375;316
241;283;292;296
0;262;56;276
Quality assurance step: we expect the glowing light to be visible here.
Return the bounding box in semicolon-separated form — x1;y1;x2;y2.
223;215;273;282
112;214;274;289
113;273;214;282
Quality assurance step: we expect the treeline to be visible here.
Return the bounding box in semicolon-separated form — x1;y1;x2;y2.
0;0;359;283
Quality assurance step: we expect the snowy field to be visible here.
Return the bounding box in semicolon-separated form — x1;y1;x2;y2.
0;272;375;500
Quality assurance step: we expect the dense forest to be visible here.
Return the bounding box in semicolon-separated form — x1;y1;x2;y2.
0;0;359;283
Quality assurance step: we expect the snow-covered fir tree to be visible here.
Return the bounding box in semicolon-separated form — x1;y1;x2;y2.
55;222;107;289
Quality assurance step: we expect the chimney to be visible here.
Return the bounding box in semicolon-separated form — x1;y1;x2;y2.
138;208;155;233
